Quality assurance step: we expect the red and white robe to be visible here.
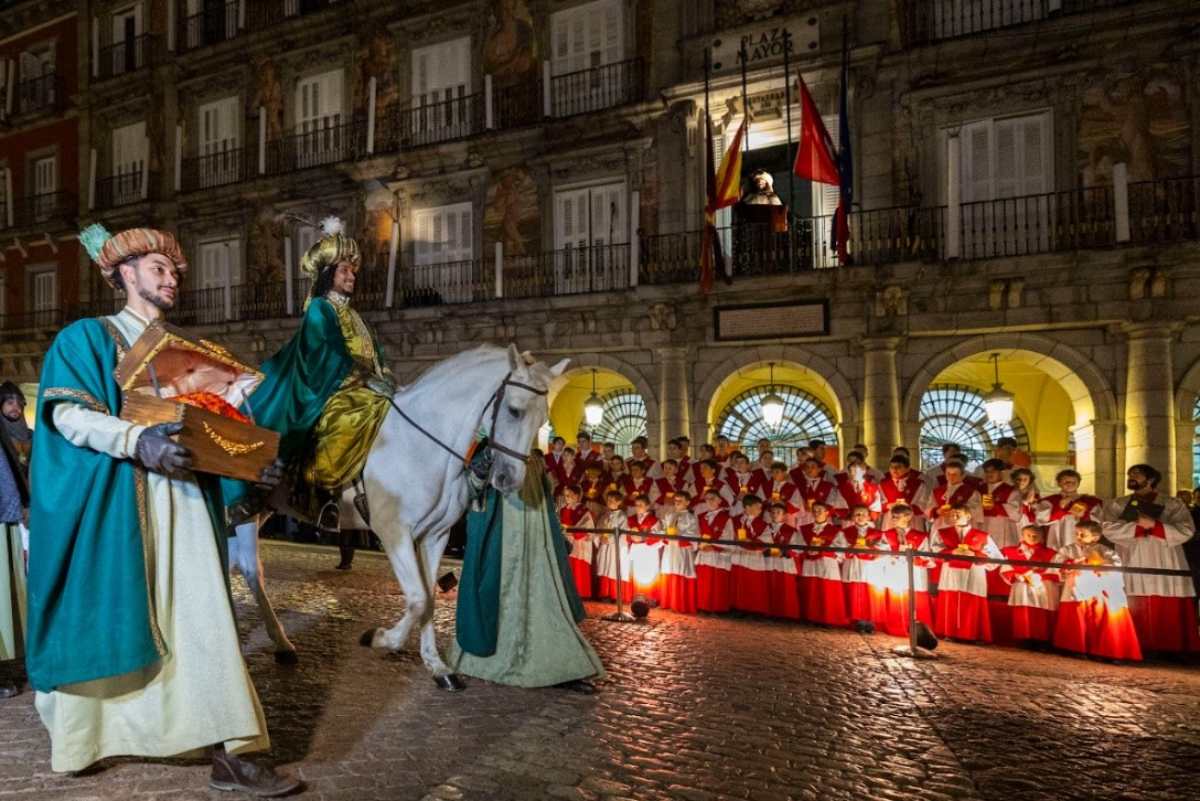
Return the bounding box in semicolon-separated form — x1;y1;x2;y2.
999;543;1059;642
731;515;772;616
930;525;1002;642
544;450;567;484
760;479;802;520
834;475;883;522
626;512;663;602
595;509;632;602
659;510;698;613
621;476;655;514
650;476;684;517
695;509;735;613
560;503;594;600
795;477;847;522
879;470;930;532
580;476;607;505
1102;493;1200;653
765;521;801;620
798;521;849;626
1036;493;1103;551
877;528;935;637
927;480;983;531
842;524;887;626
689;477;736;511
980;482;1022;549
1052;543;1142;661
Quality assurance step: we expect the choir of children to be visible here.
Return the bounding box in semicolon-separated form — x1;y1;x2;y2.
550;437;1199;663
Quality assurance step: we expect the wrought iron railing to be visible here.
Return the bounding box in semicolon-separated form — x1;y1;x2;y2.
378;92;486;152
0;308;62;332
908;0;1137;44
399;258;490;307
95;169;158;210
494;78;544;129
16;73;62;115
505;244;632;300
1127;175;1200;244
266;116;367;174
181;145;254;192
959;186;1115;259
549;58;643;118
12;191;76;228
245;0;336;32
181;0;241;51
97;33;160;81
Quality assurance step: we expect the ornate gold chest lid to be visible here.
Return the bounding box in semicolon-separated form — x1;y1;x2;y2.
113;321;263;409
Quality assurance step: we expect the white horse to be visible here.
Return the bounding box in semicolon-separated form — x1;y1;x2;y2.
232;343;568;689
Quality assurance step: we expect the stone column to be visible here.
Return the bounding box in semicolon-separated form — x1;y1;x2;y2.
1123;323;1178;490
656;346;690;455
1071;418;1119;499
861;337;903;467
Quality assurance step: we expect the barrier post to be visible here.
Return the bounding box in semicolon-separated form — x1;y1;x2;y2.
892;546;937;659
603;527;638;624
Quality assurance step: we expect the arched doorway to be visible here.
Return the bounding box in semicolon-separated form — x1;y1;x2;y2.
919;383;1031;472
547;367;649;457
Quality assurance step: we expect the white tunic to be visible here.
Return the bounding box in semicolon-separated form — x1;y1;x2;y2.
799;522;846;581
695;510;734;571
979;482;1022;549
1102;494;1196;599
1001;544;1060;611
35;308;268;773
764;522;799;576
928;526;1001;597
660;511;698;579
594;509;630;582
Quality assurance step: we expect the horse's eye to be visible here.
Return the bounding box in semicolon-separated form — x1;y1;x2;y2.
508;405;521;419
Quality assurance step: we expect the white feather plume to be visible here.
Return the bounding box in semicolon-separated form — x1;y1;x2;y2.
319;215;345;237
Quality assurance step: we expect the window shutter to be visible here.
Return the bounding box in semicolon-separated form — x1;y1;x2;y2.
1020;113;1050;195
960;119;992;203
994;118;1019;199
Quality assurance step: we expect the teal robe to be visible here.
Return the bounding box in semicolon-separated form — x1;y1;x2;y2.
455;480;585;657
26;318;227;692
222;297;353;511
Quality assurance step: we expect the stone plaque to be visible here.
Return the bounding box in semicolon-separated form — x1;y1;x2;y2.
714;301;829;341
710;17;820;73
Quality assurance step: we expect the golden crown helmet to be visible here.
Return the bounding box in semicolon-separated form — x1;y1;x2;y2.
300;216;362;281
80;223;188;289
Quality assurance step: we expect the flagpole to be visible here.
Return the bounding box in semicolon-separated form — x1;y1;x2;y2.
783;29;795;272
704;45;712;222
738;41;750;158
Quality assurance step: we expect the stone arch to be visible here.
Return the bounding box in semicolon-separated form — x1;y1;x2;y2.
1172;356;1200;492
548;352;660;452
902;333;1119;496
693;344;861;456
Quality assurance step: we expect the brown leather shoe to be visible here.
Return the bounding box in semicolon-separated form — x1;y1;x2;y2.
210;750;300;797
0;683;20;699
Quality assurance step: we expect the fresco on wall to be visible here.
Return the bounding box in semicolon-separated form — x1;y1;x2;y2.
484;167;539;257
483;0;537;85
1078;68;1188;187
250;206;284;284
353;31;398;117
716;0;790;29
252;57;285;142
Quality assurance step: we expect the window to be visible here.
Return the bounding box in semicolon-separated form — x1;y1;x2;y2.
295;69;345;167
18;45;55;112
111;4;143;76
412;202;474;303
111;121;147;205
29;267;56;324
585;391;647;458
293;223;320;299
196;238;242;322
411;37;472;140
31;155;56;221
553;181;628;294
931;0;1049;40
715;386;838;466
550;0;625;116
918;384;1030;472
185;0;239;48
198;96;241;187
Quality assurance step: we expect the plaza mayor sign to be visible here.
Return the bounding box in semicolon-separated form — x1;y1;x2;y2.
710;17;820;73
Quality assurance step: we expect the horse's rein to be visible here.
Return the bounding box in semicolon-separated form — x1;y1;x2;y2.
386;370;547;470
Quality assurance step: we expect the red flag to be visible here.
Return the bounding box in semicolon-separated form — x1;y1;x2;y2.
793;74;840;186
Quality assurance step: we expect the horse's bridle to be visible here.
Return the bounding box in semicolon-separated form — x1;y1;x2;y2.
387;370;547;471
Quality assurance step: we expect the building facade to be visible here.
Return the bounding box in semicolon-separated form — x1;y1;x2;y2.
0;0;1197;498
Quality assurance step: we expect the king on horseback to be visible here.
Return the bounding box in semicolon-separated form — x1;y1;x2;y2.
224;216;393;532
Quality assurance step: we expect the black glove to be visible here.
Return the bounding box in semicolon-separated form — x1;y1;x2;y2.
255;458;286;491
135;422;193;477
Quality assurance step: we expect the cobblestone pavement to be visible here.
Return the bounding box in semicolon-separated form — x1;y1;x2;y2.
4;541;1200;801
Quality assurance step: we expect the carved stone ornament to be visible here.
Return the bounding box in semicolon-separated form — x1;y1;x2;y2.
873;285;908;317
647;303;677;332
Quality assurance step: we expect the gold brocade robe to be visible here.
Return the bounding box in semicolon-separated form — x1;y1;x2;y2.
305;295;393;490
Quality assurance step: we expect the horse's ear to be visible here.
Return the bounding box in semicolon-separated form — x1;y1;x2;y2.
549;358;570;377
506;343;521;370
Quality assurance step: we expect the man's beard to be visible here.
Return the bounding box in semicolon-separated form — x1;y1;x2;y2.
138;285;175;311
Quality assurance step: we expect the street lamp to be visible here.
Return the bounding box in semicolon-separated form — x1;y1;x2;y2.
761;362;785;427
584;369;604;427
983;352;1015;426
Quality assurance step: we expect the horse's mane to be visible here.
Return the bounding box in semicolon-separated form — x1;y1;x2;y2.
399;344;553;401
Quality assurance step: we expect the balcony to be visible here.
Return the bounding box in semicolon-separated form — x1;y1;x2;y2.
180;0;241;51
550;58;643;118
95;169;159;210
400;258;491;306
377;92;487;153
15;73;63;115
97;33;161;81
181;145;254;192
244;0;337;32
11;191;77;228
0;308;62;332
265;116;367;174
505;244;633;299
908;0;1137;44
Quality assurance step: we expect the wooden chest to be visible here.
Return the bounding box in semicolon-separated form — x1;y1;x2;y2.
115;321;280;483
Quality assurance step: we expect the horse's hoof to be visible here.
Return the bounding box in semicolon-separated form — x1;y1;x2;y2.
433;673;466;692
359;628;380;648
274;649;299;665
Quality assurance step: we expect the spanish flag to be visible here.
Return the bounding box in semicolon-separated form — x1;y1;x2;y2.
700;116;746;293
712;117;746;211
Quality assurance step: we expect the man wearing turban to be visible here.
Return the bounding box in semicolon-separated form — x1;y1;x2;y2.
24;224;297;794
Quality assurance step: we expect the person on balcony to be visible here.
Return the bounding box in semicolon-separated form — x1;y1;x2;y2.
741;169;783;206
25;224;295;794
223;216;395;535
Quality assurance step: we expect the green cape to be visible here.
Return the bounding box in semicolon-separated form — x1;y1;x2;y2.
455;480;585;657
222;297;352;510
26;318;227;692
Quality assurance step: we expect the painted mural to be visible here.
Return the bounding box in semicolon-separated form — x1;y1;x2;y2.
483;0;537;85
1078;68;1188;187
484;166;539;257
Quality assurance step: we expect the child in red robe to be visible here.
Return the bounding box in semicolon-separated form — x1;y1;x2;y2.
1000;524;1060;645
695;490;735;612
731;496;771;616
765;502;801;620
1053;520;1142;662
878;504;935;637
930;503;1003;643
626;494;662;605
559;485;595;599
842;504;886;632
798;501;849;627
595;490;631;602
659;492;698;613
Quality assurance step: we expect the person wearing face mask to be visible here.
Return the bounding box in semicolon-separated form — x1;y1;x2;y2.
1102;464;1200;654
834;454;881;524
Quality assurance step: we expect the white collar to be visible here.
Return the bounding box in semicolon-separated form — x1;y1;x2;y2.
326;291;350;307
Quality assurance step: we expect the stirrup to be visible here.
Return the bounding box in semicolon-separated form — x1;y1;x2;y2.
353;484;371;527
317;500;340;533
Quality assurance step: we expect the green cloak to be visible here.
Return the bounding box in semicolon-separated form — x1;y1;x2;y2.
25;318;227;692
455;480;585;657
222;297;353;511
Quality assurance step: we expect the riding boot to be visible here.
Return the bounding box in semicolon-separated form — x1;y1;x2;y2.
336;531;355;570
